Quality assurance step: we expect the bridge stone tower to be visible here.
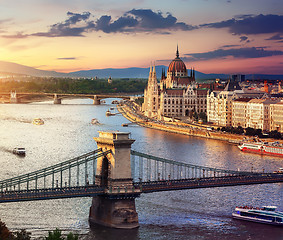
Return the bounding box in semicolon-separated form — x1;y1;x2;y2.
89;131;140;229
53;94;62;104
93;95;100;105
10;91;18;103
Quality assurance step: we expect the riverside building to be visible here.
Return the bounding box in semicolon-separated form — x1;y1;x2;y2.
207;79;268;126
142;46;207;120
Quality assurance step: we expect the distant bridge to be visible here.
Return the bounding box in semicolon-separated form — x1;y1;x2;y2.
1;131;282;228
0;91;131;104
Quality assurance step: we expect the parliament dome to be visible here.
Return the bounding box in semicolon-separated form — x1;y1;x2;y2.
168;46;187;74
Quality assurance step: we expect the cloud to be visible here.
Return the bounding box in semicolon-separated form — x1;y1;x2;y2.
127;9;195;31
31;11;94;37
266;34;283;41
183;47;283;61
201;14;283;35
95;15;138;33
2;9;196;38
222;44;241;48
57;57;77;60
239;36;248;42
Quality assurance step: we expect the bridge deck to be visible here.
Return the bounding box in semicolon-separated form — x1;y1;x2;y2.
1;173;283;203
138;173;283;193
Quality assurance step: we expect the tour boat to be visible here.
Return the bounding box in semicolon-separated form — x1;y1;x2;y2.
232;206;283;226
91;118;100;125
32;118;44;125
106;110;115;116
13;147;26;156
238;141;283;157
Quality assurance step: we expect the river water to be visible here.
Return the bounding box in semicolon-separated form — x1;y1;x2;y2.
0;99;283;239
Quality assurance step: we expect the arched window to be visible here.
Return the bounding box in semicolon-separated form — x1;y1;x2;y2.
180;99;182;104
172;99;175;104
168;99;171;104
164;99;167;104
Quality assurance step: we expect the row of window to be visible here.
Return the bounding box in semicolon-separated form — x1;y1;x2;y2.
164;99;207;105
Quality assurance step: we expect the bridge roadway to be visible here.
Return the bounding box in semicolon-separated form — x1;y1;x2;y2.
1;173;283;203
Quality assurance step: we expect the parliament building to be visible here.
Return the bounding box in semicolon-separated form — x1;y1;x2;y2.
142;46;207;119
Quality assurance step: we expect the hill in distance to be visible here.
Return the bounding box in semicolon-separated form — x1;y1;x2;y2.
0;60;283;80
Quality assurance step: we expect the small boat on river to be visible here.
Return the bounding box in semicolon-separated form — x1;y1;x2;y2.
106;109;115;116
13;148;26;156
232;206;283;226
32;118;44;125
91;118;100;125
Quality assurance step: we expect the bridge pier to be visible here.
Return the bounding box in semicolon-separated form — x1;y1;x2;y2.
10;91;19;103
89;131;139;229
53;94;62;104
93;95;100;105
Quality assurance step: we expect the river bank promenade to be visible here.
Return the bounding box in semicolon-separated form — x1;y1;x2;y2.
117;101;244;144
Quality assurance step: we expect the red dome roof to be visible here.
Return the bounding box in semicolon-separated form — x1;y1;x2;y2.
168;57;187;73
168;46;187;73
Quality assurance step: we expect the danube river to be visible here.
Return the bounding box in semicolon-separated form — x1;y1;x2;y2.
0;99;283;239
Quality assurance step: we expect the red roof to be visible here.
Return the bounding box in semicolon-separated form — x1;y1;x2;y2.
165;89;184;96
168;57;187;73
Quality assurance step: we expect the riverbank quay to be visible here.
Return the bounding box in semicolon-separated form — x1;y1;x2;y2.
117;102;244;144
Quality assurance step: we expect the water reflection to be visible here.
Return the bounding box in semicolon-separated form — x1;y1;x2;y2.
0;99;282;239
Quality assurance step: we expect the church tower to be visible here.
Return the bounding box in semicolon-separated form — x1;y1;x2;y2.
143;63;159;118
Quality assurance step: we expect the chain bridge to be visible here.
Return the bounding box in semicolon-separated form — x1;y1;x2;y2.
1;131;283;228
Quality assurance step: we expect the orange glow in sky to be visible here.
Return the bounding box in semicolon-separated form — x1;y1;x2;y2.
0;0;283;75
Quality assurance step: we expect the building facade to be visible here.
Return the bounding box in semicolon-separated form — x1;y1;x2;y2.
143;47;208;120
207;78;268;127
270;101;283;133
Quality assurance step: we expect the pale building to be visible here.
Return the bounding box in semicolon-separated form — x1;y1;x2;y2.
270;100;283;133
143;46;208;120
207;78;268;127
245;99;275;131
232;98;280;131
232;98;251;128
142;65;159;118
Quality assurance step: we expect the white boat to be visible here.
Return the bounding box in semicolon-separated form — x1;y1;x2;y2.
32;118;44;125
91;118;100;125
232;206;283;226
13;148;26;156
238;141;283;157
106;109;115;116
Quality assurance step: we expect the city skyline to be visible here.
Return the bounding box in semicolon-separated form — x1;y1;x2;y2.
0;0;283;74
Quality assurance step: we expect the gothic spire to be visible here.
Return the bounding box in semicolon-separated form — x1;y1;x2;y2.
176;44;179;58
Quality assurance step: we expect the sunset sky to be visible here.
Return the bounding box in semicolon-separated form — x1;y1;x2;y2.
0;0;283;74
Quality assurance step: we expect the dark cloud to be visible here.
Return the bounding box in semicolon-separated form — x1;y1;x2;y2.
201;14;283;35
222;44;241;48
127;9;195;31
95;15;138;33
57;57;77;60
2;9;196;38
183;47;283;61
239;36;248;42
31;11;94;37
266;34;283;41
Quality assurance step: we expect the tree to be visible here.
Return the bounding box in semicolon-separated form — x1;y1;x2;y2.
0;219;13;240
45;229;78;240
66;233;78;240
14;230;31;240
45;229;64;240
245;127;256;136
